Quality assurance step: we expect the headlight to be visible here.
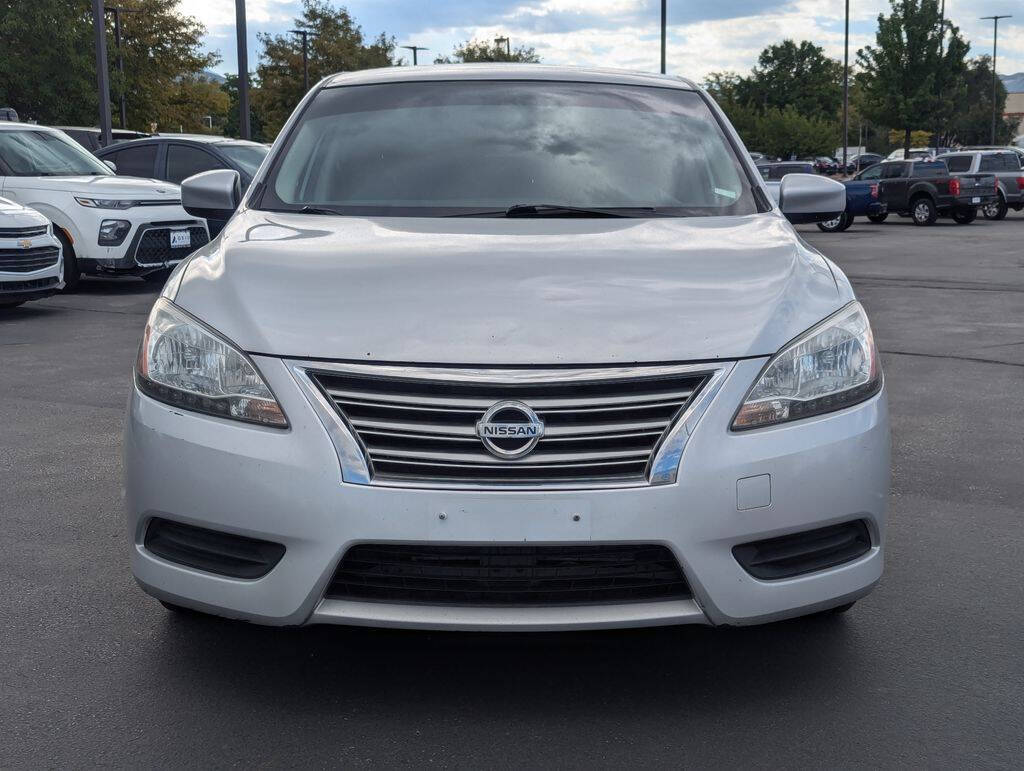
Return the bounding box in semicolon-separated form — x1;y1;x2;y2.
136;299;288;427
75;197;138;209
98;219;131;246
732;302;881;430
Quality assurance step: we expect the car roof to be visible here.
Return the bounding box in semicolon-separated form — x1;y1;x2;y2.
0;121;64;133
97;136;264;153
154;133;261;145
322;63;698;90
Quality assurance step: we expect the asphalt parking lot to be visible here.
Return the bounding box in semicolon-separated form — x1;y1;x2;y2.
2;213;1023;767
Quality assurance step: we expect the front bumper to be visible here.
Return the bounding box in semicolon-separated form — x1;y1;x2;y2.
0;231;64;303
69;208;209;275
124;356;890;630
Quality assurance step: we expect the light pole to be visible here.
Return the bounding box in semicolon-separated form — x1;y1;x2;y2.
91;0;113;146
494;36;511;58
842;0;849;172
980;15;1012;145
660;0;667;74
104;6;136;129
400;45;428;65
236;0;250;140
290;29;317;92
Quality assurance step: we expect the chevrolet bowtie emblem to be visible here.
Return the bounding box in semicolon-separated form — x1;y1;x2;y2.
18;239;32;248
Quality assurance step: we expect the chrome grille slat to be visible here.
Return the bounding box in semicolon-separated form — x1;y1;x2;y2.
306;366;710;487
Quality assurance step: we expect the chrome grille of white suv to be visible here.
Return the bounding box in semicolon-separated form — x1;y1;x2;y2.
302;364;717;488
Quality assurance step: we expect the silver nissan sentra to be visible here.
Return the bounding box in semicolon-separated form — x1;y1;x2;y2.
124;65;889;630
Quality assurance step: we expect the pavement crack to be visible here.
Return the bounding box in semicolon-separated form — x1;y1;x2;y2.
880;349;1024;368
849;276;1024;294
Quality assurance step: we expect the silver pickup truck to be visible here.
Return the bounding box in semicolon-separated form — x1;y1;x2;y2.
943;149;1024;220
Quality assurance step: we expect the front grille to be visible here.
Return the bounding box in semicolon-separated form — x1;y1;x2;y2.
310;368;708;486
733;520;872;580
0;246;60;272
326;543;691;606
0;276;59;292
132;225;208;266
144;518;285;579
0;225;48;238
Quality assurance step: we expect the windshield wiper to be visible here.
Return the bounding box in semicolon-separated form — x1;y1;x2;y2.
298;205;346;216
446;204;658;218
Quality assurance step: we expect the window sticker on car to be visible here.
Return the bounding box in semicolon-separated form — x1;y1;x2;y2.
714;187;738;199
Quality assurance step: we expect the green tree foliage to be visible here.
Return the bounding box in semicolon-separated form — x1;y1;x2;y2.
947;56;1017;145
725;103;838;159
735;40;843;122
0;0;217;131
434;40;540;64
221;74;267;142
254;0;397;138
856;0;969;153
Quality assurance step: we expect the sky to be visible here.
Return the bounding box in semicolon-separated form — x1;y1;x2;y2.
181;0;1024;84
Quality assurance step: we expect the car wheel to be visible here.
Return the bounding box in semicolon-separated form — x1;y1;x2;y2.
911;197;937;226
982;195;1008;220
816;213;844;232
866;212;888;223
53;228;81;291
952;207;977;224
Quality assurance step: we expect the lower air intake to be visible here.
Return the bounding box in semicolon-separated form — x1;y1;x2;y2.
144;518;285;579
326;543;691;606
732;520;872;580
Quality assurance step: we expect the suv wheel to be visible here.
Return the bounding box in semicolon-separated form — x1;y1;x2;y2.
982;195;1008;220
952;207;977;225
911;197;937;226
53;228;81;291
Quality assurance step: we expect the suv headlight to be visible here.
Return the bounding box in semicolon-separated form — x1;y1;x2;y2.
75;197;138;209
135;299;288;427
732;302;881;430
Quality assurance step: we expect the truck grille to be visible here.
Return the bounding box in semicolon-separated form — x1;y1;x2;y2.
326;543;691;606
308;367;708;486
0;246;60;272
132;224;208;266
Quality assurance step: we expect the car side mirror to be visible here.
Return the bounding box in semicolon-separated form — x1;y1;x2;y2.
181;169;241;221
778;173;846;224
103;160;117;173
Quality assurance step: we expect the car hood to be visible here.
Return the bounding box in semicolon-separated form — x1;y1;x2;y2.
0;195;49;226
9;175;180;198
173;208;842;364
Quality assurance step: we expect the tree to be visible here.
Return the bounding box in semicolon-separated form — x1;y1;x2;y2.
856;0;969;154
255;0;397;138
434;40;540;64
0;0;218;131
221;74;267;142
948;56;1017;145
734;41;843;122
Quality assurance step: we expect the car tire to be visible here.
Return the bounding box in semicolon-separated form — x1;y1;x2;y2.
910;196;937;226
982;195;1008;220
816;211;852;233
866;212;888;223
952;208;977;225
53;228;81;291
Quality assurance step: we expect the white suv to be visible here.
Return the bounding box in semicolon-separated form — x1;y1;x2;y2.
0;195;63;307
0;123;208;288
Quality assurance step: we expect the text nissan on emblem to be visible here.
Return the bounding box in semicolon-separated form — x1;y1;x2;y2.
476;401;545;459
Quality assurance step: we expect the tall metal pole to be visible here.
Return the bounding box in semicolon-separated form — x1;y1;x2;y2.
400;45;428;65
112;7;126;128
981;15;1012;145
236;0;251;140
842;0;849;171
91;0;113;146
934;0;945;150
290;30;311;92
660;0;667;74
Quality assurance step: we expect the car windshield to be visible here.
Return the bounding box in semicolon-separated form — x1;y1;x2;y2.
261;80;759;217
0;129;112;176
219;143;269;177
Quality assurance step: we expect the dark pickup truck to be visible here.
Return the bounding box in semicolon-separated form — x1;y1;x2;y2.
875;160;998;225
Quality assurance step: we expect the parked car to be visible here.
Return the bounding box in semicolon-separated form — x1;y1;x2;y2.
815;170;888;232
95;135;269;236
1;107;19;122
942;150;1024;220
0;195;63;307
54;126;151;152
847;153;883;174
814;157;839;175
0;123;209;288
125;65;887;632
885;147;953;161
874;159;997;225
757;161;815;180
